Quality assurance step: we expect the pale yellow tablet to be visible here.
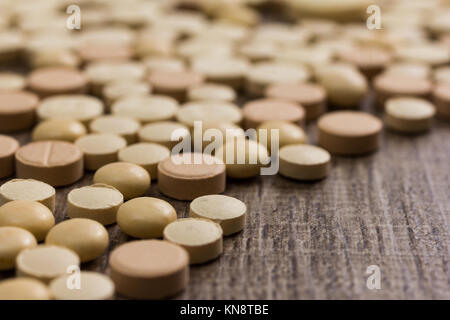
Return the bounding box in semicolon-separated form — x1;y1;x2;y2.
176;101;242;127
102;80;151;108
67;184;124;225
190;195;246;236
117;197;177;239
0;200;55;241
143;56;186;73
257;121;307;151
0;226;37;270
0;72;25;91
32;118;87;143
138;121;190;149
118;143;170;179
45;218;109;263
163;218;223;264
37;95;104;125
93;162;151;200
191;57;249;88
49;271;115;300
188;83;236;102
279;144;331;181
75;133;127;171
0;179;55;212
90;115;141;145
215;139;270;179
385;97;436;133
246;62;310;96
0;278;51;300
85;61;145;96
16;245;80;283
112;95;179;123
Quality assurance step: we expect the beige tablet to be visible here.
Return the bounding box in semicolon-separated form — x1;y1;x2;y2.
0;200;54;241
117;197;177;239
0;179;55;212
45;218;109;262
67;184;124;225
0;226;37;271
279;144;331;181
32;118;86;143
385;97;436;133
190;195;246;236
49;271;115;300
118;143;170;179
93;162;151;200
0;278;51;300
112;95;179;124
75;133;127;171
16;245;80;283
176;101;242;127
138;121;190;150
37;94;104;126
164;218;223;264
90;115;141;145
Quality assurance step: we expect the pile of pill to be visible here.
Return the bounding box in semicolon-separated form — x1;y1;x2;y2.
0;0;449;299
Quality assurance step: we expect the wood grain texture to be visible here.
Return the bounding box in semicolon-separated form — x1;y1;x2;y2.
0;94;449;300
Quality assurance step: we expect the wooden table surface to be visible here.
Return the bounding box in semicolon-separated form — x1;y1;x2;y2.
1;93;449;300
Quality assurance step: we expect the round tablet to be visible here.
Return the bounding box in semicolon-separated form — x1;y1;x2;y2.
75;134;127;171
0;200;54;241
93;162;150;200
318;111;383;155
434;66;450;84
0;179;55;212
37;94;104;126
32;118;86;142
158;153;226;201
15;141;84;187
190;195;246;236
0;278;51;300
45;218;109;262
27;67;87;98
384;62;430;79
78;44;134;64
118;143;170;179
176;101;242;127
315;64;368;108
188;83;236;102
112;95;179;124
138;121;190;149
0;226;37;270
246;62;310;96
257;121;307;151
102;80;150;109
243;99;305;128
117;197;177;239
373;73;432;107
16;245;80;283
143;56;185;73
200;122;246;151
148;70;204;102
265;82;327;120
164;218;223;264
279;144;331;181
85;61;145;96
433;83;450;119
109;240;189;299
191;57;249;89
215;139;270;179
0;72;26;91
338;46;392;78
385;97;436;133
90;116;140;145
68;184;124;225
49;271;114;300
0;135;18;178
396;43;449;67
0;91;38;132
